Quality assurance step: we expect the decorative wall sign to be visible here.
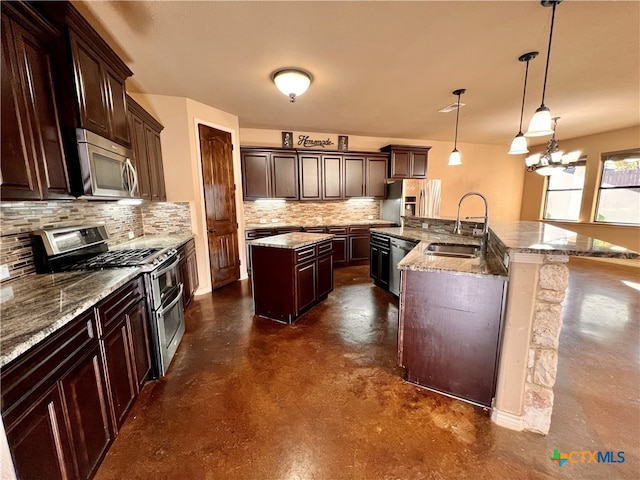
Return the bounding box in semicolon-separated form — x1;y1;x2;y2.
282;131;293;148
296;135;334;148
338;135;349;151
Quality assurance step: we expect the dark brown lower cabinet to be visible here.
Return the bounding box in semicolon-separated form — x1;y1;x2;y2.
399;269;507;407
102;319;136;430
251;240;333;323
348;226;371;264
60;349;113;479
2;276;151;480
326;227;348;266
178;238;199;309
5;385;74;480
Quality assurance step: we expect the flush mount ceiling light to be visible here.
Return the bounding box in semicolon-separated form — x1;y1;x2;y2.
525;0;563;137
509;51;538;155
525;117;581;175
448;89;466;166
272;68;313;103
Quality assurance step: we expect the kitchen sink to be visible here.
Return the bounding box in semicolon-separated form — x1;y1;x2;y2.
424;243;479;259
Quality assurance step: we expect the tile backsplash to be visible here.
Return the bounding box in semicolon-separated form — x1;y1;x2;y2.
0;201;191;282
243;200;381;225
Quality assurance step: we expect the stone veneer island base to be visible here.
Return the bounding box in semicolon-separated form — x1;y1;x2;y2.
391;217;639;435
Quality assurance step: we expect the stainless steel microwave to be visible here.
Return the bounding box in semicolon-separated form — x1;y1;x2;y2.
74;128;138;199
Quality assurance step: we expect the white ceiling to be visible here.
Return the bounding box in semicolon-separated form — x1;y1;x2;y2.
73;1;640;148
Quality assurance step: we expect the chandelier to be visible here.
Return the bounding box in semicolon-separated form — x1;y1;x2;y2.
525;117;581;175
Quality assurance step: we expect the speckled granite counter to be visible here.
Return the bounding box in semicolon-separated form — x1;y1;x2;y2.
112;234;194;250
247;232;334;249
0;268;140;367
371;227;506;278
489;221;640;258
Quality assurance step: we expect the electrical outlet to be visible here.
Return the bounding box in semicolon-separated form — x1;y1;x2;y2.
259;218;267;224
367;215;374;220
271;218;279;223
0;265;9;281
422;223;429;229
128;231;135;240
473;228;483;237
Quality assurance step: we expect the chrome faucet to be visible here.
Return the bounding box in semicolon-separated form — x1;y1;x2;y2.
453;191;489;253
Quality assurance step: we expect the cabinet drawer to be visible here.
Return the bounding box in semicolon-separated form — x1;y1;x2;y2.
370;233;390;249
318;240;333;256
1;310;99;425
295;246;316;264
349;226;370;235
275;227;301;234
245;228;274;240
97;277;145;335
326;227;348;235
304;227;326;233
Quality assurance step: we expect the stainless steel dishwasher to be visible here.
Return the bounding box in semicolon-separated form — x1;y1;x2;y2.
389;238;418;297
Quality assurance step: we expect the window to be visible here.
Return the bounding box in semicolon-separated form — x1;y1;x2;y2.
595;150;640;225
543;161;586;221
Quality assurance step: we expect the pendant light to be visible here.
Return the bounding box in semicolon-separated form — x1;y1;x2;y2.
508;51;538;154
272;68;313;103
448;88;466;166
525;0;563;137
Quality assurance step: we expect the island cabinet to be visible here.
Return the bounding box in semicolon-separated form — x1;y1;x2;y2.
250;235;333;323
399;269;507;407
244;226;302;276
127;95;166;201
1;2;71;201
34;1;133;147
1;276;151;480
381;145;431;179
241;148;299;200
178;238;199;309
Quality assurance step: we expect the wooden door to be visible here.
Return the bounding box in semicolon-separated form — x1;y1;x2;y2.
129;111;152;200
105;66;130;146
199;124;240;289
127;300;151;390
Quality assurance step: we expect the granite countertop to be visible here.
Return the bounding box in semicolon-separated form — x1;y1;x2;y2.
489;221;640;259
247;232;335;249
112;234;194;251
245;220;396;230
0;268;140;367
372;227;506;278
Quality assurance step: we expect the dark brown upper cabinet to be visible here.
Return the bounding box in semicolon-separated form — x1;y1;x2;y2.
242;147;388;201
382;144;431;179
33;1;133;147
127;95;166;201
240;148;299;200
1;3;71;201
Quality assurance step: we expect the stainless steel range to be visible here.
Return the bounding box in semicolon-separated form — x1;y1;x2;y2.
33;225;185;377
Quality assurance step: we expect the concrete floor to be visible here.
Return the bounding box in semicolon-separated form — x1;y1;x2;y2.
95;259;639;480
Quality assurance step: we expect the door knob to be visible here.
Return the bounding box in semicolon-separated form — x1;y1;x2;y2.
208;228;216;233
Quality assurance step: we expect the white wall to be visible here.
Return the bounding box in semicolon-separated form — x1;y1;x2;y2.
129;93;246;290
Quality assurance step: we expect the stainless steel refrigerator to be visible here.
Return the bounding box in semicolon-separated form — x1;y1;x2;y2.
381;179;424;224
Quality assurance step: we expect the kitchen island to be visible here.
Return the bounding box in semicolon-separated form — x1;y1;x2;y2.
380;219;639;434
249;232;334;323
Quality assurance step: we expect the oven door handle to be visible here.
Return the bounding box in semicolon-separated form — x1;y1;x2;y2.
156;283;184;318
152;256;181;280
